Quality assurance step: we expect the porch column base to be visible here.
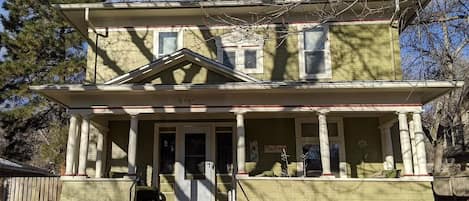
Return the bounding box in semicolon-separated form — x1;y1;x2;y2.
124;174;138;180
60;175;76;180
74;175;88;179
320;173;335;178
235;173;249;179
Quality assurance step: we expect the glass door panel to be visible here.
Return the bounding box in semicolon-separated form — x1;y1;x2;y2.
185;133;206;180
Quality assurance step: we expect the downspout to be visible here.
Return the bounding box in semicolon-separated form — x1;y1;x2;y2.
85;7;108;84
389;0;400;80
390;0;400;28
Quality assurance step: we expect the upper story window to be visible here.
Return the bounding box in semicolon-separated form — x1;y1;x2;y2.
154;29;183;59
298;25;331;80
216;30;264;74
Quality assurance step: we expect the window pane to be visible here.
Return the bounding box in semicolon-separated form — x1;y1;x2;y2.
330;144;340;174
301;123;319;137
302;143;340;177
328;123;338;137
244;50;257;69
159;133;175;174
305;51;325;75
216;132;233;174
222;50;236;69
302;144;322;177
304;27;325;50
302;122;338;137
185;133;206;179
159;32;178;56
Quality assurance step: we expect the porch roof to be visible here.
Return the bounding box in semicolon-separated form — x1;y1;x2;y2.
30;80;462;110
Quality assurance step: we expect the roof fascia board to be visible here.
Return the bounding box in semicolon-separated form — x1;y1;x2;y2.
30;80;464;92
55;1;334;10
104;49;260;84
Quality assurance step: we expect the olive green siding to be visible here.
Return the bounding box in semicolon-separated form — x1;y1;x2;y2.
86;23;401;83
60;179;135;201
343;117;383;178
236;179;433;201
149;63;236;84
159;175;176;201
86;30;153;83
108;120;155;183
245;119;298;176
330;24;402;81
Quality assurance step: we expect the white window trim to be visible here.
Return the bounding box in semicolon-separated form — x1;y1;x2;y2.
216;30;264;74
295;117;347;178
153;27;184;59
297;24;332;80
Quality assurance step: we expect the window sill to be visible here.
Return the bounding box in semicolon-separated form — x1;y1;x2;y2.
301;73;332;80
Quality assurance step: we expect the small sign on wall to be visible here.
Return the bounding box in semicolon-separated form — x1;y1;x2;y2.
264;145;287;153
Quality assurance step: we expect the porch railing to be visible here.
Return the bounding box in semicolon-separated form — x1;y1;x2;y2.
2;177;61;201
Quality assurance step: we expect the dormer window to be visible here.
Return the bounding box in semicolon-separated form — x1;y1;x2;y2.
216;30;264;74
298;25;331;79
154;29;183;59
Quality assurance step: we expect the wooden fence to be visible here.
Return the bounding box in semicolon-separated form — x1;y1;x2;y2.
2;177;61;201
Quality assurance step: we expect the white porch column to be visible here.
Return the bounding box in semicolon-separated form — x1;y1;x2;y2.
398;112;413;176
409;119;419;175
77;115;91;177
127;114;139;178
72;117;82;175
318;111;332;176
95;128;108;178
379;123;394;170
65;114;80;176
236;112;246;174
413;112;428;175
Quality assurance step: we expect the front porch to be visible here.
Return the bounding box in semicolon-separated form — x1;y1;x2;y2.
63;110;432;201
30;81;461;201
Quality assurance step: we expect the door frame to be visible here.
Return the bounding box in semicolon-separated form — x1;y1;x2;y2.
153;122;235;201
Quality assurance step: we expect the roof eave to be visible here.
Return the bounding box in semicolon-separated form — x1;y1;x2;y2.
30;80;464;92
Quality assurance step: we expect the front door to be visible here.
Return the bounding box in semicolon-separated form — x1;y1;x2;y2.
176;126;214;201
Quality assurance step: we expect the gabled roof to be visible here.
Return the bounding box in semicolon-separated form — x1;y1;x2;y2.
0;158;54;177
105;48;260;85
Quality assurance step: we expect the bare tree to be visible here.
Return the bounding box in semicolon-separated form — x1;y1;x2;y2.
401;0;468;176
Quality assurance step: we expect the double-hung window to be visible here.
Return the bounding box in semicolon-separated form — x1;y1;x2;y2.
216;30;264;74
154;29;183;59
298;25;331;79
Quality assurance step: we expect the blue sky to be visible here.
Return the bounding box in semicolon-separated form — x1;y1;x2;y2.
0;0;7;60
0;0;5;31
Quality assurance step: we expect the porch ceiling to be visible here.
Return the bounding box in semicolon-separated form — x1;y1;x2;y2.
30;80;462;109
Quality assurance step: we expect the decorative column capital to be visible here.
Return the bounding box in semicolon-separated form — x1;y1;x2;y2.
316;109;329;115
69;112;82;118
379;119;397;130
129;113;139;118
234;110;247;116
396;111;408;115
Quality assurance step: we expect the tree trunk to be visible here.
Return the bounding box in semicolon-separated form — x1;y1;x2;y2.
432;101;444;174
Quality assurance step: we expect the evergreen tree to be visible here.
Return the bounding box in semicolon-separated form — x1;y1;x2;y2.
0;0;102;170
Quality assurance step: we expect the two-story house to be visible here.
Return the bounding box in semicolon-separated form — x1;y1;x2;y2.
31;1;462;201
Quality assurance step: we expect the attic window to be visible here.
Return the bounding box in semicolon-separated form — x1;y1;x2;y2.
216;30;264;74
